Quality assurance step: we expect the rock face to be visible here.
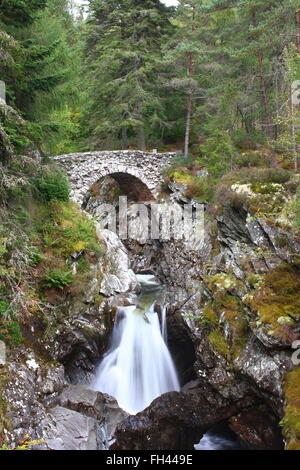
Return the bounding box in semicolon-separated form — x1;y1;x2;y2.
42;406;99;451
0;347;65;447
2;163;300;451
111;390;253;450
98;228;138;297
115;187;300;449
35;225;139;385
57;384;128;448
52;150;175;204
70;171;300;450
41;385;127;450
0;349;127;450
228;407;283;450
0;222;138;448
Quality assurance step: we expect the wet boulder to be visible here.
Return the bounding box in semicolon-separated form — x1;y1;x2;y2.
111;390;246;450
41;406;99;450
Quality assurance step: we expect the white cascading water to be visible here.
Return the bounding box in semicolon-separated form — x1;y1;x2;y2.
92;281;180;414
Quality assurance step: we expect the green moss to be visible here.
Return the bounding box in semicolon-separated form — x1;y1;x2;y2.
0;374;11;437
215;294;248;354
171;170;193;185
247;264;300;328
208;330;230;359
274;236;290;249
223;309;248;355
207;273;242;291
202;302;218;326
202;277;249;358
163;167;214;202
66;265;103;300
246;273;262;288
251;182;283;195
39;201;102;258
95;295;104;307
215;167;292;216
282;367;300;450
248;192;287;218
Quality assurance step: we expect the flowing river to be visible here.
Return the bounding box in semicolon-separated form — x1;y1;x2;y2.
92;275;180;415
92;275;242;449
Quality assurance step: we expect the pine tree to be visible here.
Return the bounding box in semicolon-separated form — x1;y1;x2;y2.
201;0;300;166
0;0;47;27
0;0;83;155
83;0;173;150
163;0;208;157
23;0;84;154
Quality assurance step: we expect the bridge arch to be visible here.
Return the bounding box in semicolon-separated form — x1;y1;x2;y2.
52;150;176;205
99;172;155;202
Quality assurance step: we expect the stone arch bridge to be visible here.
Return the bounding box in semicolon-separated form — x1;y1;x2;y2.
53;150;176;205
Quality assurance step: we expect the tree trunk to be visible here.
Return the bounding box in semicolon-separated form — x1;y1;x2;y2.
252;9;276;167
137;126;146;151
184;93;192;158
274;63;280;140
136;98;146;150
184;4;196;159
184;50;194;158
291;85;298;172
121;127;128;150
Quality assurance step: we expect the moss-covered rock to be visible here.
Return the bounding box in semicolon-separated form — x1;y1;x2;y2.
246;264;300;334
282;367;300;450
0;373;11;437
208;330;230;359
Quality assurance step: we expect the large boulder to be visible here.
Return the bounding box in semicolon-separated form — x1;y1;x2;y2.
111;390;249;450
57;384;128;448
0;347;65;447
98;228;139;297
41;406;99;450
228;406;283;450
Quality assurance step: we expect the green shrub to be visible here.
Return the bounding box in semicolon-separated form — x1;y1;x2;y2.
42;201;102;257
183;175;215;202
235;151;269;169
44;269;73;290
221;167;291;186
0;298;22;345
0;300;9;317
76;256;91;273
33;169;70;202
197;125;237;177
232;129;265;150
29;248;43;266
0;319;23;345
215;185;248;209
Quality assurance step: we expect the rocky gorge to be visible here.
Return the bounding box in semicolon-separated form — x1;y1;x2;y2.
0;158;300;451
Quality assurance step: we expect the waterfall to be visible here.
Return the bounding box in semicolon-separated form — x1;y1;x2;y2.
161;305;167;343
92;302;180;415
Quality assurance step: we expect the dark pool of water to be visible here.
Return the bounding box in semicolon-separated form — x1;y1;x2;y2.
195;423;243;450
